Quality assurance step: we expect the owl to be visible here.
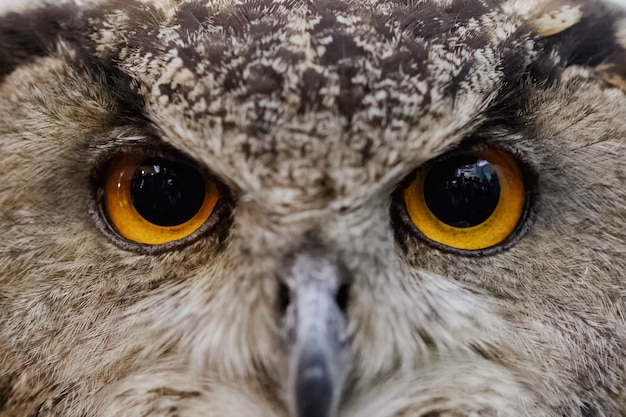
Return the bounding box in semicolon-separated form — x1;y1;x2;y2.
0;0;625;416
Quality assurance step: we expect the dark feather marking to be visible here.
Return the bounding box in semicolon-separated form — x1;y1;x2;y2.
243;64;285;97
319;33;366;66
175;1;212;33
529;1;626;85
445;0;491;21
0;373;16;411
0;3;87;81
389;1;487;42
600;44;626;88
337;64;370;123
483;30;534;127
556;2;621;68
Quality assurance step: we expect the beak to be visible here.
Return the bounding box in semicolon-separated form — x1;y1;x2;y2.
282;252;351;417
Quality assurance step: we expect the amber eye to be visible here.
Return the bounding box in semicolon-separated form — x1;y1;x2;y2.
103;153;219;245
403;149;526;251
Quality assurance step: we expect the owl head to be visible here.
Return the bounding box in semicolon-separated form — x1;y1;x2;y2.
0;0;625;416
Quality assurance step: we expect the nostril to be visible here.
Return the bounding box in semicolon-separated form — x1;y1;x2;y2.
277;282;290;313
335;282;350;312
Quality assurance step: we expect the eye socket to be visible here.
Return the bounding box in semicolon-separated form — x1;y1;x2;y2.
403;148;526;251
103;152;219;245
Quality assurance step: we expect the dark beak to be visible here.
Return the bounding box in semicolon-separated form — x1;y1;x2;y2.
282;251;351;417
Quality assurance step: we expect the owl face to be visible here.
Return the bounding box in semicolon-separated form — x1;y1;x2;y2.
1;1;626;416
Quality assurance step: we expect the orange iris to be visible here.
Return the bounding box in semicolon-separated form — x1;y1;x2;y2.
404;149;525;251
104;153;219;245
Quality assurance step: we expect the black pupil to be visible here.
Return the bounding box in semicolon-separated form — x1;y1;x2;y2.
423;155;500;228
130;158;205;227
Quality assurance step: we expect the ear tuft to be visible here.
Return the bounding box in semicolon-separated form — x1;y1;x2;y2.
595;17;626;92
0;3;85;81
532;2;584;37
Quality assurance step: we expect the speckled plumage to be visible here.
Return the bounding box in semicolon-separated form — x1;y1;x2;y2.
1;0;626;416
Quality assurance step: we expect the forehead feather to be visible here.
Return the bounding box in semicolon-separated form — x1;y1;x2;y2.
87;0;540;200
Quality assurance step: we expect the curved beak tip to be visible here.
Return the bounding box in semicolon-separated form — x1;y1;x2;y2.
295;360;335;417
